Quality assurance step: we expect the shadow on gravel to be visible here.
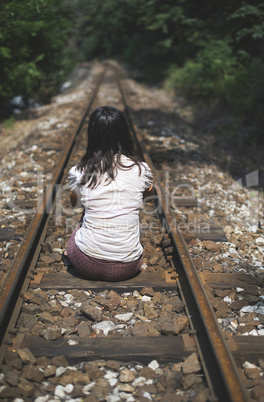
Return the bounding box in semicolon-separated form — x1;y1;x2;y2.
131;107;264;190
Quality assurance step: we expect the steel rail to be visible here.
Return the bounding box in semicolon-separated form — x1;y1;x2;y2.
0;68;106;349
116;73;249;402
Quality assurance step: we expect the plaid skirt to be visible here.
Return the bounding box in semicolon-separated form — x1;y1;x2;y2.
66;225;142;281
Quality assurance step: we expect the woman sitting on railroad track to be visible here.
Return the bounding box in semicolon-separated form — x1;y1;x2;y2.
62;105;153;281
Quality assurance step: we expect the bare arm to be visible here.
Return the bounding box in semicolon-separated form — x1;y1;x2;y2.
143;183;154;200
70;190;79;207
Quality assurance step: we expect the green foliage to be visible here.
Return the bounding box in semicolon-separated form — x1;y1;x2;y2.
4;116;15;131
0;0;76;106
166;39;236;98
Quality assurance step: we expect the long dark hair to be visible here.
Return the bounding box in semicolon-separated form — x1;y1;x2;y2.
77;106;141;188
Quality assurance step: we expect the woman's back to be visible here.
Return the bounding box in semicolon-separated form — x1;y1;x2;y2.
69;155;152;262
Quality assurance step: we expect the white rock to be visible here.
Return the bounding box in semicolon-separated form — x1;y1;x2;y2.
53;248;63;254
115;313;133;322
256;237;264;245
249;329;258;336
119;393;133;400
64;294;75;304
56;367;67;377
258;329;264;335
143;392;152;400
132;376;146;387
65;384;74;393
223;296;232;304
92;321;116;335
148;360;159;371
60;301;69;307
240;305;256;313
55;385;66;398
105;370;118;379
243;361;259;369
82;382;96;394
108;378;119;387
236;287;244;293
106;396;121;402
133;291;140;297
141;296;151;302
146;379;154;385
68;340;78;345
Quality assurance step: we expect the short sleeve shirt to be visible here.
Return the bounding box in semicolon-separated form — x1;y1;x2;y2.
68;155;153;262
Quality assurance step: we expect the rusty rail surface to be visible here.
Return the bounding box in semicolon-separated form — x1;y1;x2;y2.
116;71;249;402
0;69;106;350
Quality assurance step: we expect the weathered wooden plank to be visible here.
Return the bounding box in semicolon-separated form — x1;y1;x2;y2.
231;336;264;365
30;270;177;291
183;227;227;242
172;197;198;208
21;335;191;365
0;228;21;241
200;272;258;294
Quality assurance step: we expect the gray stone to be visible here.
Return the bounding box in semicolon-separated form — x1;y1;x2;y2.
19;312;38;329
62;370;90;385
182;374;202;389
132;321;159;337
143;303;158;319
0;385;20;399
153;292;168;304
166;296;185;313
244;367;260;379
251;385;264;401
93;320;116;335
105;290;121;311
193;387;210;402
119;368;136;383
77;321;91;337
23;364;44;382
141;287;155;297
119;383;135;392
17;347;37;365
90;377;109;399
182;353;201;375
4;350;22;370
83;362;103;380
5;369;19;386
161;390;182;401
31;322;45;336
81;304;102;322
105;360;122;371
161;315;189;335
258;357;264;369
41;325;62;340
40;311;55;323
138;366;156;380
51;355;69;367
44;365;57;377
36;356;50;368
148;251;162;265
161;367;182;388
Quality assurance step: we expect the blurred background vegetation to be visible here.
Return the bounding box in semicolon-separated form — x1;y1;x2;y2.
1;0;264;143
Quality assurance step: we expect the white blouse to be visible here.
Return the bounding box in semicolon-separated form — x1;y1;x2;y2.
68;156;153;262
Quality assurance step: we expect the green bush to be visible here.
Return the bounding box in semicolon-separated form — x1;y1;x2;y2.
166;39;237;99
0;0;75;108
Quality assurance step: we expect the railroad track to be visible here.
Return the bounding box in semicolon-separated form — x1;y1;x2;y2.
0;63;255;401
